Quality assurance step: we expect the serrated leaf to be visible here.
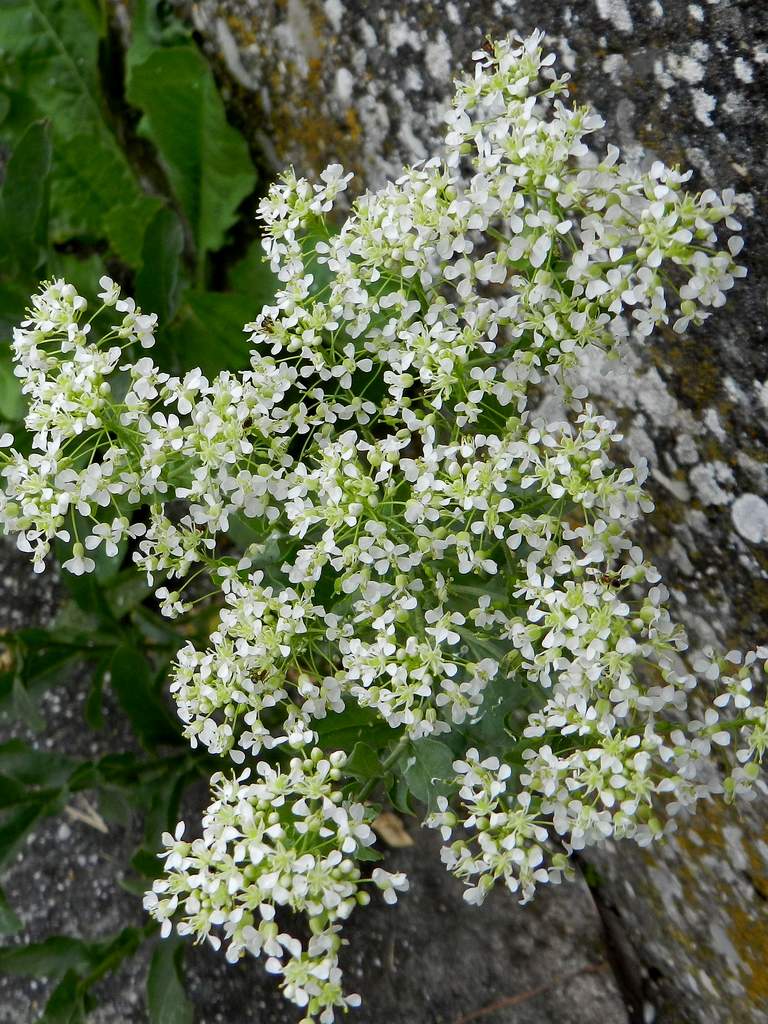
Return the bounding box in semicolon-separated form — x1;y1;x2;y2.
147;939;193;1024
127;45;256;273
0;119;52;274
0;0;160;264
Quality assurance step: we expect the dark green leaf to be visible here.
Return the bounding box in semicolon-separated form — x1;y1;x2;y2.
344;742;381;781
0;0;161;263
0;801;54;867
10;673;45;733
0;346;24;423
403;738;455;809
109;645;180;748
314;703;397;755
386;773;414;817
161;290;263;375
0;936;91;977
147;939;193;1024
125;0;192;80
0;740;75;788
37;970;87;1024
0;885;21;936
0;773;30;809
83;656;111;730
226;241;279;303
135;207;185;326
104;570;153;619
0;119;52;274
127;45;256;272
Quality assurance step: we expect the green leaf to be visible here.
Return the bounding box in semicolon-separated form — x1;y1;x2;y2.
0;885;21;936
135;207;185;326
104;570;153;619
0;345;24;423
403;738;455;809
127;45;256;273
344;742;381;781
108;645;180;749
0;740;75;788
160;290;262;375
10;673;45;733
37;971;87;1024
124;0;192;80
0;0;160;264
83;656;111;730
147;939;193;1024
0;119;52;274
0;773;30;810
0;936;92;977
0;801;54;867
314;703;397;755
226;240;279;304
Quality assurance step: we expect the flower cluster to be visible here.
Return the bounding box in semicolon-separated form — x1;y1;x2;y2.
146;750;407;1022
2;31;764;1022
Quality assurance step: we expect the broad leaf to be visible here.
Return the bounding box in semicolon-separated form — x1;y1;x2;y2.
0;0;160;263
403;738;455;809
226;240;279;304
135;207;185;326
314;703;397;754
109;646;180;749
0;119;52;274
0;936;92;977
147;939;193;1024
37;971;87;1024
127;45;256;272
0;740;74;788
161;290;263;375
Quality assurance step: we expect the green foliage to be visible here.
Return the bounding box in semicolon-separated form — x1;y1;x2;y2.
147;939;194;1024
127;45;256;281
0;1;273;1017
0;0;276;425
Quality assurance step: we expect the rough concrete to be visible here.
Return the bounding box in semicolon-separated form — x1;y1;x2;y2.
170;1;768;1020
0;538;629;1022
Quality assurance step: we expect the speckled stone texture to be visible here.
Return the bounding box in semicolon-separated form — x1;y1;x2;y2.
175;1;768;1020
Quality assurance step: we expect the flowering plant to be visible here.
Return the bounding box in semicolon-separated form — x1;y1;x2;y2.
1;31;765;1023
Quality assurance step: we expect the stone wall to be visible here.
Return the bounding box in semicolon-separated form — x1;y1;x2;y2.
177;2;768;1019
